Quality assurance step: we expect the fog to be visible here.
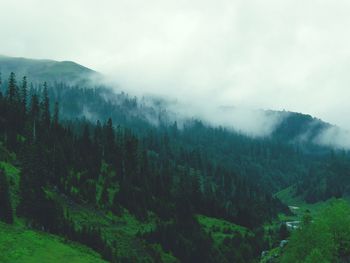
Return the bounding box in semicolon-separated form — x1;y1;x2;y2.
315;126;350;150
147;98;287;138
1;0;350;140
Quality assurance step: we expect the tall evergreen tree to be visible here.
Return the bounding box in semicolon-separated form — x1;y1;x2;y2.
41;82;50;127
0;169;13;224
104;118;115;163
7;72;18;102
17;144;48;226
21;76;28;111
53;101;59;128
94;120;102;146
29;94;40;141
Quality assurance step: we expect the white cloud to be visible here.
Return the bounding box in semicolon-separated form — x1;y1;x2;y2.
315;126;350;150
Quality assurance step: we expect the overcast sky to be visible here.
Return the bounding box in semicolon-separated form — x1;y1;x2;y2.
1;0;350;130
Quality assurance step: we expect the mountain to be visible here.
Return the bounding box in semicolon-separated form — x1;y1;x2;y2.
1;55;350;263
0;56;286;262
0;55;99;85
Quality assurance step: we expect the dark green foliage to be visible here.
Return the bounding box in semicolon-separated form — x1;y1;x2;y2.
296;154;350;203
59;218;115;262
40;82;50;128
53;101;59;127
6;72;19;103
0;169;13;224
144;215;216;263
17;143;61;231
21;76;28;110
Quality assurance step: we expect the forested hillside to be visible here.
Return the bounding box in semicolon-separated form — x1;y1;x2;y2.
0;72;288;262
1;58;350;263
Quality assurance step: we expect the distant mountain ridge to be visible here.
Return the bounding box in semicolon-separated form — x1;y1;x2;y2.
0;55;100;85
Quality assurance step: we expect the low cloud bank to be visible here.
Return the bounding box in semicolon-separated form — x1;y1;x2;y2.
315;126;350;150
167;102;286;137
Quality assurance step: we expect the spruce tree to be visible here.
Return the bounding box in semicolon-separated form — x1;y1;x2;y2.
94;120;102;146
53;101;59;128
104;118;115;163
0;169;13;224
29;94;40;141
21;76;28;111
7;72;18;102
17;144;48;227
41;82;50;127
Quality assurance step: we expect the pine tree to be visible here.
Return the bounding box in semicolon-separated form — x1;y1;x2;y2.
82;124;91;145
21;76;28;111
0;169;13;224
17;144;47;227
105;118;115;145
104;118;115;163
0;75;5;134
7;72;18;102
30;94;40;119
29;94;40;141
5;72;21;150
53;101;59;129
41;82;50;127
94;120;102;146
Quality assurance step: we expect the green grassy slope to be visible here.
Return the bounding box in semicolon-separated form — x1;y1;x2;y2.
0;222;106;263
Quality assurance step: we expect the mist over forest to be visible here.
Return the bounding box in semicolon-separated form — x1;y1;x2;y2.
2;1;350;263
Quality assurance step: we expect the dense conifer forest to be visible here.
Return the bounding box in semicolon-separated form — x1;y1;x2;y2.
1;67;350;262
0;72;285;262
